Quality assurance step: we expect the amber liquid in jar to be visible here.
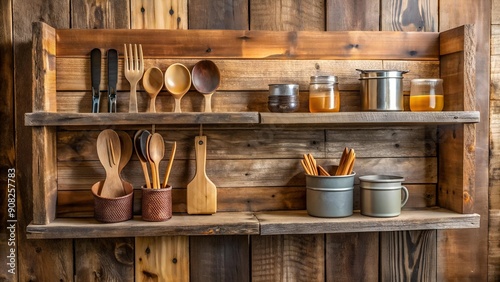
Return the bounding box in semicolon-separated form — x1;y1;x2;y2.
409;94;444;111
309;93;340;112
309;75;340;113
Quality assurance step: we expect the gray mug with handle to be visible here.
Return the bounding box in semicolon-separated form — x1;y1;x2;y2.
359;175;409;217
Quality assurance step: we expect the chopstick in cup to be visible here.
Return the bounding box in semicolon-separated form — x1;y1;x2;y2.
335;147;349;175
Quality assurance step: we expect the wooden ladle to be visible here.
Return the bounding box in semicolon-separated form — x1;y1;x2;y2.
192;60;221;112
142;67;164;112
148;133;165;189
165;63;191;113
96;129;125;198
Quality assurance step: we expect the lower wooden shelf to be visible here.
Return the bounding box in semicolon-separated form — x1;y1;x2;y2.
26;208;480;239
255;208;480;235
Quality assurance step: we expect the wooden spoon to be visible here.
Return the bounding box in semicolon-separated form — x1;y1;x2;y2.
148;133;165;189
165;63;191;113
133;130;150;188
142;67;164;112
96;129;124;197
192;60;221;113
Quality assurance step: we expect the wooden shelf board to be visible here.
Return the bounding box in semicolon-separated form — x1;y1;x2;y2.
26;209;479;239
260;111;480;125
24;111;480;127
256;208;480;235
24;112;260;126
26;212;259;239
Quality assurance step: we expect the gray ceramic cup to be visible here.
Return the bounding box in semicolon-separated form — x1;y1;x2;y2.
359;175;409;217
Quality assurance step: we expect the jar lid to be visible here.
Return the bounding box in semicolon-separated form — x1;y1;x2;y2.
310;75;338;84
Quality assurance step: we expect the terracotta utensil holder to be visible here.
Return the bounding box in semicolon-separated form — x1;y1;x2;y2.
91;180;134;223
141;185;172;222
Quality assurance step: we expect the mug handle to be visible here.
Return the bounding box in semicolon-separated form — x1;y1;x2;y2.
401;186;409;207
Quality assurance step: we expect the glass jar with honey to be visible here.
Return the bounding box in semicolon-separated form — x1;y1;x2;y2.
309;75;339;112
409;79;444;111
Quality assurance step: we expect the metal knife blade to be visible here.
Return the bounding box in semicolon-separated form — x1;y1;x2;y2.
91;48;102;113
107;49;118;113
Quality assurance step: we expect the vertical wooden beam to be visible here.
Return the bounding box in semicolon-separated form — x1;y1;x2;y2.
131;0;188;29
31;22;57;225
135;236;189;282
71;0;130;29
381;0;438;31
251;234;324;281
326;0;380;31
438;24;476;214
438;1;490;280
190;235;250;282
75;238;134;281
0;0;16;280
326;233;379;282
380;231;437;281
189;0;249;30
250;0;325;31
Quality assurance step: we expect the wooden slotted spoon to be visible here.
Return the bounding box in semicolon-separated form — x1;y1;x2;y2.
96;129;125;197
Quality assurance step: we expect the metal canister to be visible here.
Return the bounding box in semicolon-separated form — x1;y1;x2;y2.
357;69;408;111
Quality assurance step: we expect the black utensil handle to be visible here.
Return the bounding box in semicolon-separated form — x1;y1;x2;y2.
90;48;102;113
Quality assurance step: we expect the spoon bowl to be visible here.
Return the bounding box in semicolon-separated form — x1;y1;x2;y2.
165;63;191;113
192;60;221;112
143;67;164;112
149;133;165;188
134;130;151;188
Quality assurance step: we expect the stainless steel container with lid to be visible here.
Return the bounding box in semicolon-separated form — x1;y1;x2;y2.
357;69;409;111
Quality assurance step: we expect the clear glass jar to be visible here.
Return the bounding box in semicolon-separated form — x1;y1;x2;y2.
309;76;340;112
410;78;444;111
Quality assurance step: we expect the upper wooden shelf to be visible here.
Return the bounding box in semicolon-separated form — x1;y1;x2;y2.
260;111;480;125
24;111;479;127
24;112;260;126
26;209;479;239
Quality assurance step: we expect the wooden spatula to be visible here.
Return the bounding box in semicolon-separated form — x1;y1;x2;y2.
186;135;217;214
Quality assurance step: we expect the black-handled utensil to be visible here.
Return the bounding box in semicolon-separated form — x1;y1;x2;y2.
91;48;102;113
107;49;118;113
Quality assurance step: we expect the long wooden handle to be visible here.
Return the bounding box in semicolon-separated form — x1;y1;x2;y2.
162;142;177;188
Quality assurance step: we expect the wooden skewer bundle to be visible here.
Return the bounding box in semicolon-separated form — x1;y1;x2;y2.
300;147;355;176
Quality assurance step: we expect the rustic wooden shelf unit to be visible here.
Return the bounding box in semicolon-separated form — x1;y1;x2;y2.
26;22;479;239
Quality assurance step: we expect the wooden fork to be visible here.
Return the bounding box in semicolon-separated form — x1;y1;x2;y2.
124;44;144;113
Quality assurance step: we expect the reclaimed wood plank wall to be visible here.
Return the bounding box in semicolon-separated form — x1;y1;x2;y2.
0;0;494;281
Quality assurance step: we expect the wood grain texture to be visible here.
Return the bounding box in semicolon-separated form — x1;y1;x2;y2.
71;0;130;29
250;0;324;31
135;236;189;282
189;0;248;30
75;238;134;281
13;0;71;281
0;0;15;280
54;29;440;60
326;0;380;31
27;212;260;239
326;232;379;281
439;1;490;281
251;234;324;281
255;209;479;235
131;0;187;29
488;210;500;281
56;158;438;190
190;235;249;282
381;0;438;31
438;25;476;214
380;230;437;281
